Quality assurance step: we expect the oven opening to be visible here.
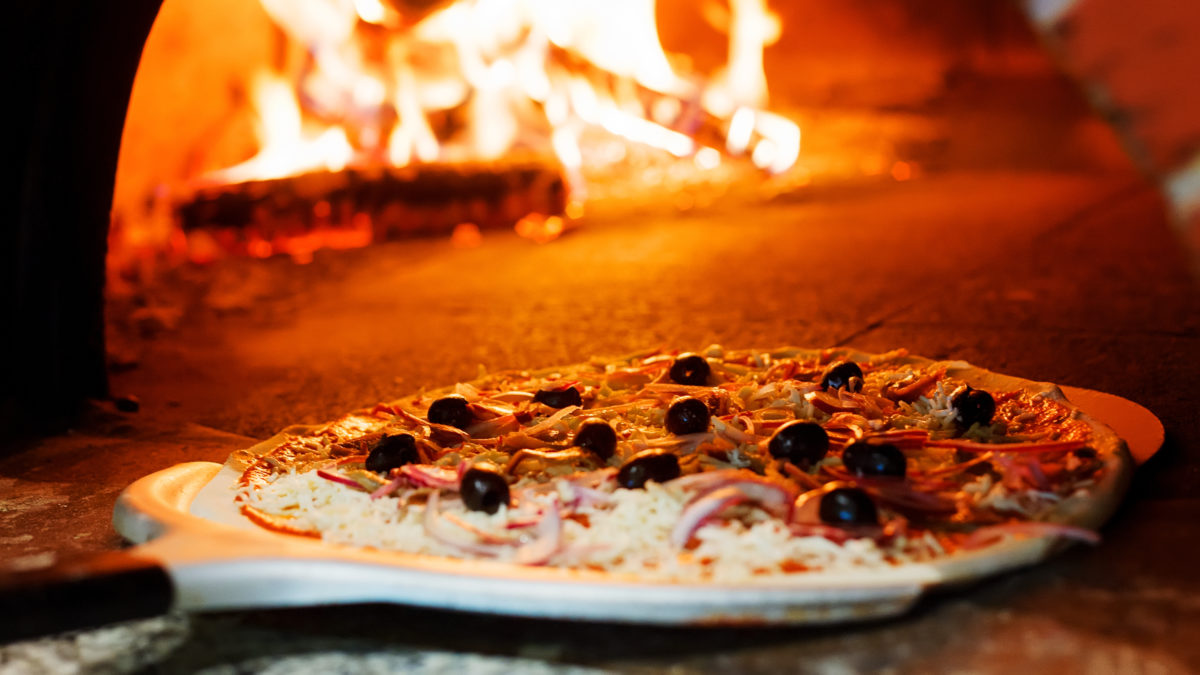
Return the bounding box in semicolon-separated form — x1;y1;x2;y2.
103;0;1144;440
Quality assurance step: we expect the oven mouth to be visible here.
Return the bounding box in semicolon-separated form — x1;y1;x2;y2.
7;0;1198;437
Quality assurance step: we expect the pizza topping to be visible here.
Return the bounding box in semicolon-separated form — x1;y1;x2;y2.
925;438;1087;454
507;447;602;476
665;396;711;435
316;469;367;490
669;353;712;386
400;464;459;489
767;420;830;467
818;487;879;526
952;387;996;430
234;345;1121;579
427;395;474;430
842;442;907;478
364;433;419;474
572;418;618;460
819;361;864;392
423;491;512;556
616;449;682;489
460;465;511;514
533;385;583;409
671;486;747;547
512;497;563;565
959;521;1102;550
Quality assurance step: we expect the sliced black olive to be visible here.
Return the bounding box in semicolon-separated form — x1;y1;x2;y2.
842;441;907;478
952;387;996;429
768;421;830;466
533;386;582;409
818;487;879;526
669;353;711;386
665;396;710;435
365;433;419;474
460;466;511;514
573;418;618;460
616;450;681;489
820;361;864;392
427;395;473;430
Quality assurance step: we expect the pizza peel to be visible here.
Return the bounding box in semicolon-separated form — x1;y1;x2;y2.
0;388;1163;642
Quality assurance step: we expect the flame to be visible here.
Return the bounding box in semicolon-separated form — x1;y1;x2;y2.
210;73;355;183
213;0;799;187
112;0;806;270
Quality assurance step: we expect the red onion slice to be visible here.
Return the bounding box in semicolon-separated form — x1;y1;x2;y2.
316;470;367;490
422;492;512;557
670;487;747;548
401;464;459;489
369;473;407;499
514;498;562;565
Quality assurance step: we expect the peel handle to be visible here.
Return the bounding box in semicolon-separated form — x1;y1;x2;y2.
0;551;174;643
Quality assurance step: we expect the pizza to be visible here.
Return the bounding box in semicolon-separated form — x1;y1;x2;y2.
228;346;1132;582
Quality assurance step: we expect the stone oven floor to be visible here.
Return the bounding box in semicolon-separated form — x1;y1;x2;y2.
5;78;1200;670
3;169;1198;673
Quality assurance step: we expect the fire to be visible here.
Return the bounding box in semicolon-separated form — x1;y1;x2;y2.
111;0;801;275
227;0;798;184
209;73;355;184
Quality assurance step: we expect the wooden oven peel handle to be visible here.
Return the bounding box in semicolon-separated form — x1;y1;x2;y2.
0;550;174;643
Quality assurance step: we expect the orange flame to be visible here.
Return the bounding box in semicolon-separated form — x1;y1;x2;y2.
218;0;799;189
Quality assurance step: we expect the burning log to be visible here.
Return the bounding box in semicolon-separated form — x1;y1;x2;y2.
173;161;566;261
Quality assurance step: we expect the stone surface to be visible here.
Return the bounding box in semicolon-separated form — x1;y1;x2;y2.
2;166;1198;672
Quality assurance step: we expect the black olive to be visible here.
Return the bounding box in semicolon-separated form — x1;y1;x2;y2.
460;466;511;514
427;395;473;430
616;450;681;489
842;441;907;478
573;418;618;460
820;361;864;392
818;487;879;526
768;421;830;466
669;353;711;386
952;387;996;429
665;396;710;435
533;386;582;409
365;434;419;474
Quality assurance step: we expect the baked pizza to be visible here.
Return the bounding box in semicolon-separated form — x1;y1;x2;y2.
229;346;1132;582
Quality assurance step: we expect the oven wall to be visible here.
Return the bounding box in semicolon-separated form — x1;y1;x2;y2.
4;3;161;434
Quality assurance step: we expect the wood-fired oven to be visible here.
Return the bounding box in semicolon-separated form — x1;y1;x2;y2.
2;1;1199;669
